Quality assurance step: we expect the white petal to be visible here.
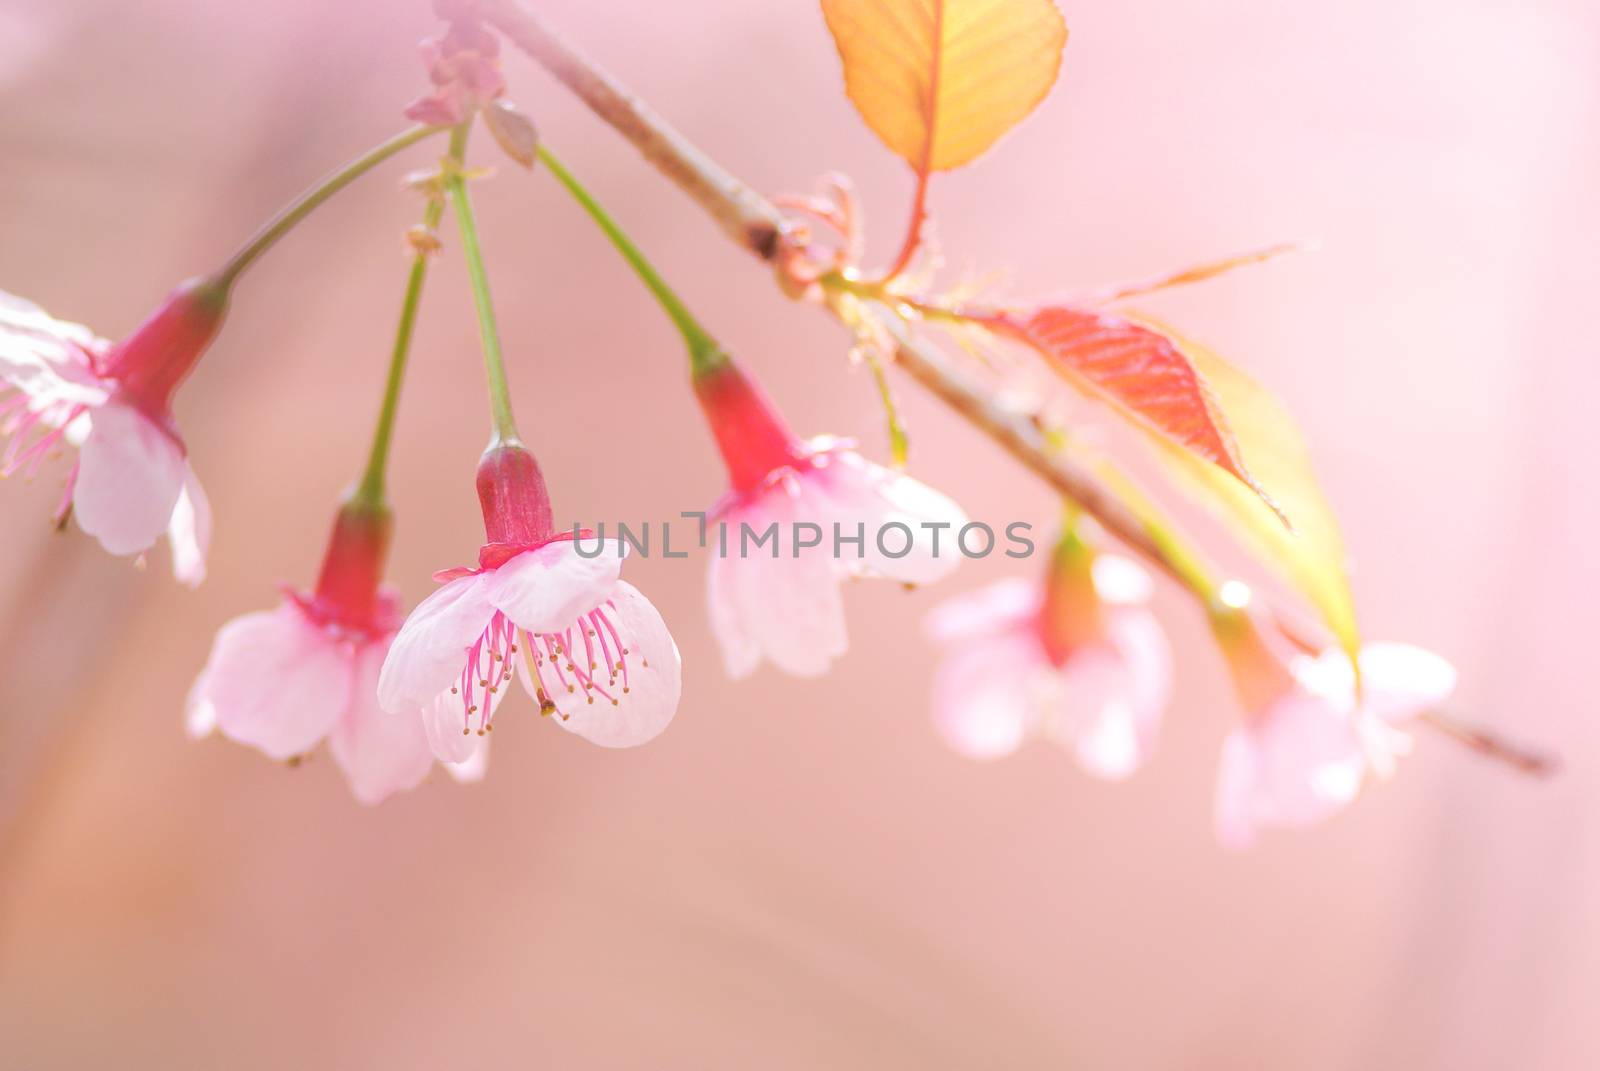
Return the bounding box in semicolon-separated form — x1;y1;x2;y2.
1357;642;1457;725
167;463;210;587
444;739;489;783
184;669;217;739
1091;554;1154;606
377;574;493;714
551;580;682;748
808;449;967;585
0;290;110;406
73;402;186;556
482;538;625;633
421;669;508;766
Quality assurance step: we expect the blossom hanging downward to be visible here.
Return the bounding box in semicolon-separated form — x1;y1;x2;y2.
1210;603;1457;849
0;281;224;585
187;501;466;803
377;440;681;770
925;528;1172;778
697;358;967;678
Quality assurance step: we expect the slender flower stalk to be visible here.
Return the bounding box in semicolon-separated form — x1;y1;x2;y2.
353;190;447;509
442;122;520;441
537;145;726;377
188;199;463;803
213;125;447;289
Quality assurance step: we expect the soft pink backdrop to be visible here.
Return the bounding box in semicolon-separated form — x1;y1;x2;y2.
1;1;1595;1066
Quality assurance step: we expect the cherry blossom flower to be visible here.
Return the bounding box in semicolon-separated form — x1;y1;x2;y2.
925;536;1172;778
0;280;224;585
377;440;681;769
696;358;967;678
1211;609;1457;848
186;503;471;803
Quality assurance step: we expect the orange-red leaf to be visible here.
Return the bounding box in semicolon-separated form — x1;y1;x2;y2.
995;304;1282;520
1140;327;1361;667
820;0;1067;173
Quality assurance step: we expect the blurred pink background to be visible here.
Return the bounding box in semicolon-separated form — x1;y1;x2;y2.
1;0;1596;1066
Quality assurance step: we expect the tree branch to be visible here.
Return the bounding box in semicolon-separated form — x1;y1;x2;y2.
478;0;1208;593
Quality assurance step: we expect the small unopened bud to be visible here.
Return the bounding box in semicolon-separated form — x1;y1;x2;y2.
484;99;539;169
405;225;443;257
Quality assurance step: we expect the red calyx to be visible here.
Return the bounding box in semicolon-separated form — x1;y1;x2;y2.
102;276;229;422
307;499;396;634
1036;531;1104;665
476;438;554;548
693;359;805;493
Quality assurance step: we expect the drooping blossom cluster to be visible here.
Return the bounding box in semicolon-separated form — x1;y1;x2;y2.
0;0;1500;840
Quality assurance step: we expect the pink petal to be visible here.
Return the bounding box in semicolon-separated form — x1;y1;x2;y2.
706;552;760;679
328;640;435;805
482;538;626;633
713;491;847;678
192;603;353;760
377;574;493;715
932;630;1044;760
1050;612;1171;781
1213;730;1262;850
167;463;210;588
72;402;186;556
550;580;681;748
924;577;1040;644
1213;688;1367;849
809;449;968;585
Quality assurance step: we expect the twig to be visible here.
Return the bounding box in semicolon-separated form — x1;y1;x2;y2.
478;0;789;260
478;0;1202;594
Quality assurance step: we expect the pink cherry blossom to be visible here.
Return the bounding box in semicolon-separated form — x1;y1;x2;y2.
0;281;224;585
1212;626;1457;849
186;504;464;804
925;551;1172;779
696;359;967;678
377;440;681;766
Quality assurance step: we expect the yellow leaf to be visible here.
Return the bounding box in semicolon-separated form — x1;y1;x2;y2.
1137;321;1362;666
821;0;1067;172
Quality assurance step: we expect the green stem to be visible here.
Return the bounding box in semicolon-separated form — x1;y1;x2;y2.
213;125;445;289
351;198;447;509
444;123;521;441
536;144;727;378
